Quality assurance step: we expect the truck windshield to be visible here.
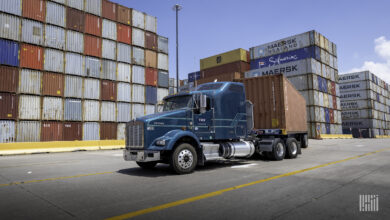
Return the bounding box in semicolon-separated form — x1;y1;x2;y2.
163;95;192;111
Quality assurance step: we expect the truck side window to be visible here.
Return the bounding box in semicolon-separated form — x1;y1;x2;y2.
193;96;211;114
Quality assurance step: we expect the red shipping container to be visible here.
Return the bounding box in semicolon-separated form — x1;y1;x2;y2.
100;122;117;140
329;109;334;123
41;122;63;142
84;35;102;57
22;0;46;22
117;5;131;25
20;44;44;70
85;14;102;37
331;82;336;96
0;66;18;93
101;80;117;101
63;122;82;141
145;68;157;86
42;72;64;97
117;23;131;44
66;8;85;32
145;32;157;51
332;95;337;109
102;0;117;21
0;93;18;119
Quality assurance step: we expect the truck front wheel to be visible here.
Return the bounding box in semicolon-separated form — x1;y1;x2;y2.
136;161;157;169
171;143;198;174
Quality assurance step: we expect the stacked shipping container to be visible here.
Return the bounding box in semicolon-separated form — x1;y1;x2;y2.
0;0;170;143
339;71;390;137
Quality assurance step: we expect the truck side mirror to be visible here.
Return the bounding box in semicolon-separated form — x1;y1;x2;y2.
154;103;158;113
200;94;207;114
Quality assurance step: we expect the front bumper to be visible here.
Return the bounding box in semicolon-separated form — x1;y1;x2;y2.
123;149;161;162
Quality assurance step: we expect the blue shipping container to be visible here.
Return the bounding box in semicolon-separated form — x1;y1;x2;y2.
188;71;201;82
325;108;330;123
0;39;19;67
326;124;331;134
317;77;323;92
250;46;320;69
146;86;157;104
322;78;328;93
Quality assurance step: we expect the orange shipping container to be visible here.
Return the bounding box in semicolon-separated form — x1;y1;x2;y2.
20;44;44;70
117;5;131;25
117;23;131;44
42;72;64;97
63;122;82;141
85;14;102;37
100;122;117;140
201;61;249;79
101;80;116;101
145;50;157;68
84;35;102;57
145;32;157;51
22;0;46;22
145;68;157;86
0;66;18;93
237;75;307;133
66;8;85;32
102;0;117;21
0;93;18;120
41;122;63;142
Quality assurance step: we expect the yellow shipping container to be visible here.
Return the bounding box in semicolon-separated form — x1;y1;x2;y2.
200;48;249;70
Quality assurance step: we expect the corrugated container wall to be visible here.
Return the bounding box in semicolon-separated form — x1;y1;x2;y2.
132;47;145;66
22;19;44;45
158;53;169;71
46;2;65;27
65;99;82;121
117;103;131;122
83;100;100;121
51;0;65;4
132;85;145;103
102;19;117;40
19;69;41;95
85;56;101;78
65;52;84;76
66;8;84;33
65;75;83;98
100;122;117;140
145;50;157;68
145;105;155;115
0;66;18;93
117;82;131;102
101;102;116;122
85;0;102;16
19;95;41;120
85;14;102;37
42;72;63;97
20;43;43;70
117;5;131;25
117;43;131;63
158;71;169;88
145;32;157;51
132;9;144;29
145;68;157;86
45;25;65;50
44;49;64;73
22;0;45;22
145;86;157;104
117;63;131;82
158;36;168;54
101;60;116;80
83;78;100;100
0;13;20;41
0;93;18;119
84;35;102;57
132;65;145;84
0;0;21;16
157;88;169;102
17;121;41;142
66;30;84;54
101;80;116;101
0;39;19;67
117;23;131;44
41;121;63;141
117;123;125;140
132;28;145;47
83;122;99;140
67;0;84;11
102;0;117;21
200;48;249;70
145;15;157;33
132;104;144;119
0;121;15;143
42;97;63;120
63;122;82;141
102;39;116;60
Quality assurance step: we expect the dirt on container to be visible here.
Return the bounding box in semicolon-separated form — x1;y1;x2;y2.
41;121;63;142
85;14;102;37
20;43;44;70
100;122;117;140
145;68;157;86
101;80;116;101
84;34;102;57
145;32;157;51
117;5;131;25
22;0;46;22
42;72;64;97
196;72;241;86
145;50;157;68
117;23;131;44
201;61;249;79
66;7;85;32
0;93;18;120
63;122;82;141
0;66;18;93
236;74;307;133
102;0;117;21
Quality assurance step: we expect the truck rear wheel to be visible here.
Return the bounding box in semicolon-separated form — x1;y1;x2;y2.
136;161;157;169
171;143;198;174
301;134;308;148
268;139;285;161
286;138;298;159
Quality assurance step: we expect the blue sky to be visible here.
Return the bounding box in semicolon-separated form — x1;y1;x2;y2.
113;0;390;81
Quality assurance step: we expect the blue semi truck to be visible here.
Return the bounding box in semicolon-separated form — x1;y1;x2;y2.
124;80;308;174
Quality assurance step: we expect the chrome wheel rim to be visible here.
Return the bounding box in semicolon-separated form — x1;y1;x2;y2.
178;149;193;169
276;143;284;158
290;142;297;155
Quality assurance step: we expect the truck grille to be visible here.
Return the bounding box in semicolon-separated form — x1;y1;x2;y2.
126;121;144;149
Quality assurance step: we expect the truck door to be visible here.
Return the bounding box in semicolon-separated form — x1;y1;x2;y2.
192;95;214;141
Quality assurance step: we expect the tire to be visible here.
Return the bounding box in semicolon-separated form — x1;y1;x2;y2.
136;161;157;169
286;138;298;159
301;134;308;148
171;143;198;174
269;139;285;161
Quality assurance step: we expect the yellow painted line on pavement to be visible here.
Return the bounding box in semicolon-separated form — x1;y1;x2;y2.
106;148;389;220
319;134;353;139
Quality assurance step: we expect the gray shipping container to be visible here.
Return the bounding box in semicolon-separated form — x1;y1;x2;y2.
340;90;376;101
83;100;100;121
19;69;42;95
102;39;117;60
22;19;44;45
17;121;41;142
145;14;157;33
66;30;84;54
67;0;84;10
132;104;144;120
158;53;169;71
46;1;66;27
83;78;100;100
42;97;63;120
342;119;380;129
117;103;131;122
339;81;374;93
45;25;65;50
85;56;101;78
132;28;145;47
132;85;145;103
342;109;378;120
101;101;116;122
132;65;145;85
102;19;117;40
132;9;145;29
117;82;131;102
132;47;145;66
157;88;169;102
0;13;20;41
65;75;83;98
65;52;84;76
19;95;41;120
117;123;126;140
339;71;372;83
145;105;155;115
117;63;131;82
83;122;100;140
0;0;21;16
117;43;131;63
158;71;169;88
158;36;168;54
0;120;15;143
44;49;64;73
85;0;102;16
65;99;82;121
101;59;116;80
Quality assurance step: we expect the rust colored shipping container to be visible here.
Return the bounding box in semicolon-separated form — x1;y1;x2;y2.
66;7;85;32
145;68;157;86
329;109;334;124
196;72;241;86
63;122;82;141
117;23;131;44
117;5;131;25
42;72;64;97
0;93;18;119
237;75;307;133
102;0;117;21
20;44;44;70
145;50;157;68
101;80;116;101
100;122;117;140
85;14;102;37
0;66;18;93
84;35;102;57
22;0;46;22
332;95;337;109
145;32;157;51
201;61;249;79
41;121;63;142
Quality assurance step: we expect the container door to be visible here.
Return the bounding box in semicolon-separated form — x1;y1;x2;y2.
191;95;214;141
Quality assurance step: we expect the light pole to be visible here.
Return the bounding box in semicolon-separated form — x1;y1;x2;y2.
172;4;182;93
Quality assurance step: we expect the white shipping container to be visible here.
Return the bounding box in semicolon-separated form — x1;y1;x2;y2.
117;63;131;82
22;19;44;45
83;122;99;140
132;28;145;47
145;105;155;115
318;92;324;107
85;56;101;78
0;13;20;41
339;81;373;92
102;39;116;60
51;0;65;4
132;104;145;120
101;101;116;122
132;65;145;84
132;85;145;103
66;30;84;54
157;88;169;102
132;9;145;29
101;60;116;80
19;69;41;95
67;0;84;10
117;43;131;63
17;121;41;142
329;95;333;109
45;25;65;50
145;15;157;33
117;83;131;102
342;119;380;129
158;53;169;71
65;75;83;98
117;103;131;122
0;0;21;15
0;121;15;143
340;90;376;101
83;100;100;121
132;47;145;66
44;49;64;73
102;19;117;40
158;36;168;54
46;2;65;27
65;52;84;76
117;123;126;140
85;0;102;16
19;95;41;120
42;97;63;120
83;78;100;100
339;71;372;83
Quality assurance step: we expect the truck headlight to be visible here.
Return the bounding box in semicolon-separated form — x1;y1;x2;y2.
156;140;166;146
